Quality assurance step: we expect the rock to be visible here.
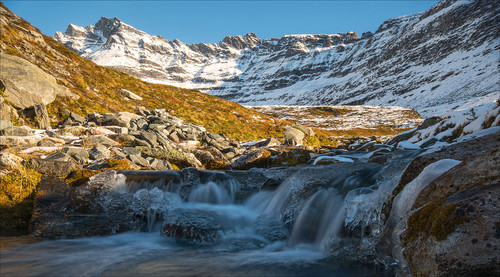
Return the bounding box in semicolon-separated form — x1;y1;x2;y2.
0;135;42;149
0;119;13;130
0;103;17;122
292;123;315;136
82;136;118;147
109;134;136;145
120;88;143;101
272;148;311;167
397;141;421;150
61;147;89;164
102;126;128;134
251;138;281;148
128;154;150;168
139;130;158;147
59;112;85;127
31;171;144;238
69;112;86;125
29;175;73;238
122;147;141;157
255;216;288;241
45;151;75;162
57;126;88;137
0;53;76;109
0;152;23;170
88;126;116;135
168;131;180;143
32;104;50;129
88;144;111;160
283;126;304;146
0;126;33;136
38;137;65;147
133;138;152;148
148;158;174;170
114;112;142;127
162;209;221;244
368;155;388;164
30;158;82;177
231;149;271;170
193;148;229;170
402;185;499;276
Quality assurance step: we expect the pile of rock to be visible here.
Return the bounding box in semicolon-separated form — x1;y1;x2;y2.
2;108;346;177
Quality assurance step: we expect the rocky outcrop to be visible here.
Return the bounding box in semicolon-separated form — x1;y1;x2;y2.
402;184;499;276
0;53;75;109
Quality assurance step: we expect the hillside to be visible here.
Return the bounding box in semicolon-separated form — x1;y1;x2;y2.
54;0;499;116
0;2;284;141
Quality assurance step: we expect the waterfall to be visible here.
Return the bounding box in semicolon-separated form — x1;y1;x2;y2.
288;188;345;251
188;182;233;204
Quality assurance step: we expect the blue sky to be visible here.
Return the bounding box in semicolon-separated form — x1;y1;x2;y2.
4;1;439;44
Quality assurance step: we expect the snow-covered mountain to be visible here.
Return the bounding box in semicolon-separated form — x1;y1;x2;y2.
54;0;499;116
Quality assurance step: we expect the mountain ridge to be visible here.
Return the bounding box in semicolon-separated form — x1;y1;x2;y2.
54;0;499;116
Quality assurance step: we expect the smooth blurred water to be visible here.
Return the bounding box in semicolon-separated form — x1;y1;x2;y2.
1;233;393;276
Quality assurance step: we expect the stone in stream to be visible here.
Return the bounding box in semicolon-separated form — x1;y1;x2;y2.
162;209;222;244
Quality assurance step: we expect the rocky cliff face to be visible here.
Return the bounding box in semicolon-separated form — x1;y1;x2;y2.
54;0;499;116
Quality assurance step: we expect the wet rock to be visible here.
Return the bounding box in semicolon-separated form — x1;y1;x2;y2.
255;216;288;241
31;171;144;238
162;209;221;244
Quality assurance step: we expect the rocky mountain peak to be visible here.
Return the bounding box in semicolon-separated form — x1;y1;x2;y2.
220;33;261;50
94;16;123;38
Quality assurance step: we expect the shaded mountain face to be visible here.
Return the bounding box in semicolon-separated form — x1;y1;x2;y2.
55;0;499;116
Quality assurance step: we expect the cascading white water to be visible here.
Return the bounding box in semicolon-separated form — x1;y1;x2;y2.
288;188;345;251
188;182;233;204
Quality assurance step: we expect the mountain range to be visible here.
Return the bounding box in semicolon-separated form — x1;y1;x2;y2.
54;0;499;116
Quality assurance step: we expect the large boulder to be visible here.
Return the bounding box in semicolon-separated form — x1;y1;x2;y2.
0;53;75;109
402;185;499;276
283;126;305;146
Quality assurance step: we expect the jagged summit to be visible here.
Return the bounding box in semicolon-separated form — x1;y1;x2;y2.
54;0;500;116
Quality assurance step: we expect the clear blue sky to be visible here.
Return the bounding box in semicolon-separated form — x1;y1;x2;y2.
4;0;439;44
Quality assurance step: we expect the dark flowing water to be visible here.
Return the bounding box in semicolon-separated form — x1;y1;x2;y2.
0;161;414;276
1;233;392;276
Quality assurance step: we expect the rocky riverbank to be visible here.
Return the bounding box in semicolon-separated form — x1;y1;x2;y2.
1;101;499;276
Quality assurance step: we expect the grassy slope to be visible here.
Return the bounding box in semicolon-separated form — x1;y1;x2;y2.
0;2;285;141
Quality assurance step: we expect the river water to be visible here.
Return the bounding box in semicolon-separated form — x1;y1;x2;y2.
1;160;412;276
1;232;393;276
